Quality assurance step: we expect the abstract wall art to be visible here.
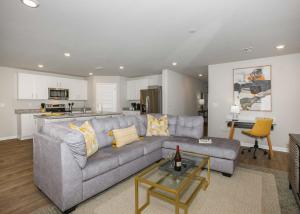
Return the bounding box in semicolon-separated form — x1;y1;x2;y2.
233;65;272;111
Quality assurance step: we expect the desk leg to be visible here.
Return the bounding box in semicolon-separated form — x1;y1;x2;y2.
229;122;235;140
266;135;273;159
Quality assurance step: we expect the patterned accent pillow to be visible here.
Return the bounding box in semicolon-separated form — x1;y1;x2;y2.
108;130;143;148
111;125;139;148
69;121;99;158
146;114;170;136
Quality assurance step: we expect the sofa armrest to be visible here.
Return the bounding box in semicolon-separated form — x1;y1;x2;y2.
33;132;83;211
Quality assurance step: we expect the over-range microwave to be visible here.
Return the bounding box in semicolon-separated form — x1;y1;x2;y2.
48;88;69;100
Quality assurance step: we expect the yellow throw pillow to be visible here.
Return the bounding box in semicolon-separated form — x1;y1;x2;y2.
146;114;169;136
112;125;139;148
69;121;99;158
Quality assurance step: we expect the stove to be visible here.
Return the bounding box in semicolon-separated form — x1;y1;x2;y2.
45;104;66;112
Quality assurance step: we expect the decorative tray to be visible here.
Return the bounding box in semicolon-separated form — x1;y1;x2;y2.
159;158;196;177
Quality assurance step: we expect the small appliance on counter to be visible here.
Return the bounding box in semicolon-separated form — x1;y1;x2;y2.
130;102;141;111
40;103;46;113
68;102;74;113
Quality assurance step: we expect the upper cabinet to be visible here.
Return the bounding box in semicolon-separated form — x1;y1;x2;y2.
127;79;148;100
68;79;88;100
18;73;37;99
126;75;162;100
17;72;87;100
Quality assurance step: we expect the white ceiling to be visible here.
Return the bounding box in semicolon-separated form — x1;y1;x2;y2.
0;0;299;79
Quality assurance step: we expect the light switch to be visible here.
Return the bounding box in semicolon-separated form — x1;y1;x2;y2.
0;103;5;108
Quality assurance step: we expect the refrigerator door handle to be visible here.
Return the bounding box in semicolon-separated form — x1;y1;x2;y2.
146;96;150;113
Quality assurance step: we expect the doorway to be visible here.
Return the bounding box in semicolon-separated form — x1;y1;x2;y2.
96;83;117;112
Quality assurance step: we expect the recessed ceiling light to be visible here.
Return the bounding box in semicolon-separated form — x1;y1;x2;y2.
38;64;44;68
243;47;253;53
21;0;39;8
119;66;124;70
64;52;71;57
172;62;177;66
89;72;93;76
198;74;203;77
276;45;285;50
188;29;197;34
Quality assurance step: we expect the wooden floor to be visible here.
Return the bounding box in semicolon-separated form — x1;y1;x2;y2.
0;139;289;213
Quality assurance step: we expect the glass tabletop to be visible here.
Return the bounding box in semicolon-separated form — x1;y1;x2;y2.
138;152;209;192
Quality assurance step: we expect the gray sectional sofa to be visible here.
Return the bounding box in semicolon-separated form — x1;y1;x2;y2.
33;114;240;213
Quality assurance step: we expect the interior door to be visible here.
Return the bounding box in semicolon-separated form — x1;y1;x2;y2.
96;83;117;112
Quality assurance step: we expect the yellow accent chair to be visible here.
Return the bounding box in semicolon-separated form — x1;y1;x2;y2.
241;118;273;159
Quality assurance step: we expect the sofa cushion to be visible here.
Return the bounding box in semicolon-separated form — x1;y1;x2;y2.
162;137;240;160
136;115;147;136
141;136;171;154
91;116;147;148
117;116;146;137
82;151;119;181
168;115;177;136
175;116;203;139
91;117;121;147
102;142;145;165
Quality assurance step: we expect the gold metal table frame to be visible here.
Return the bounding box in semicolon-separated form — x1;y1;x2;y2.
135;153;210;214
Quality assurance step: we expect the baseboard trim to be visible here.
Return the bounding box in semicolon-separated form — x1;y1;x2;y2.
0;136;17;141
241;142;288;153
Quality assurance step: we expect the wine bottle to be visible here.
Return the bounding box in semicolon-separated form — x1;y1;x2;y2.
174;145;182;171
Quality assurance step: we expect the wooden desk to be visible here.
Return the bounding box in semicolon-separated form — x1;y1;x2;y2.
227;120;275;159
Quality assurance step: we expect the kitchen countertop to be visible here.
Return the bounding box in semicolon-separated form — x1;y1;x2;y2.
33;112;122;119
15;108;91;114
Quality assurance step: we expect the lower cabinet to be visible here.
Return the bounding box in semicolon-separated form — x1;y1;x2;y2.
17;113;41;140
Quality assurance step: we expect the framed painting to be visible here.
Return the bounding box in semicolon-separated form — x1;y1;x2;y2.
233;65;272;111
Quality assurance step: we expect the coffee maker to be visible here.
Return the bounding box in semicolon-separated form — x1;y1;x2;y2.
130;102;140;111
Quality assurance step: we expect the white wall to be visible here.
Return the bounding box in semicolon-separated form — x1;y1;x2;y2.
162;69;206;116
87;75;127;112
208;53;300;151
0;66;86;140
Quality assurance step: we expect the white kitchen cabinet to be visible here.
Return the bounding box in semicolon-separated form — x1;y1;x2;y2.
17;113;42;140
18;72;88;100
126;79;149;100
68;79;88;100
35;75;48;99
18;73;36;99
126;80;137;100
18;73;48;99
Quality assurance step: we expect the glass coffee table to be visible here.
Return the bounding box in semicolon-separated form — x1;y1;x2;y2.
134;152;210;214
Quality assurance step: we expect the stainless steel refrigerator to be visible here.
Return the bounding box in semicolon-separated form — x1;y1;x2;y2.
140;87;162;114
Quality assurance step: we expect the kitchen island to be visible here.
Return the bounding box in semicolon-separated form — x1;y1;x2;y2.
34;112;121;120
34;112;122;132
